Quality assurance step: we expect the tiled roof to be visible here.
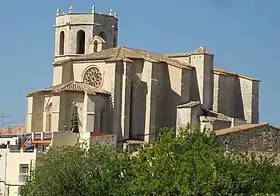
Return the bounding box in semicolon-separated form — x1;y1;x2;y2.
215;122;269;136
54;46;193;69
166;46;213;57
27;81;110;96
0;125;26;135
213;68;260;82
54;46;257;83
166;46;258;82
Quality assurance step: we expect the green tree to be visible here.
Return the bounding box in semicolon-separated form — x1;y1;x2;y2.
129;127;280;196
20;143;133;196
20;127;280;196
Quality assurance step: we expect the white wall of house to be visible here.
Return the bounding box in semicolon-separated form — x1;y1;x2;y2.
0;137;18;146
0;148;36;196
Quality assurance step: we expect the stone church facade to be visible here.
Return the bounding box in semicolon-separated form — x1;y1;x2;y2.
25;6;260;142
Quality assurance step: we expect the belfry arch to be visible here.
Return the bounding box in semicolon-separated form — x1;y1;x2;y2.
76;30;85;54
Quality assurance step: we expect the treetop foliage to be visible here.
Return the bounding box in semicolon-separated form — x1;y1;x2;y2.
20;127;280;196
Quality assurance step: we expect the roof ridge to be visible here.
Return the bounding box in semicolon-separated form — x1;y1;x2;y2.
214;67;261;82
114;47;122;60
27;81;110;96
165;52;191;57
59;81;75;91
119;46;157;54
120;46;192;68
54;46;192;69
215;122;269;136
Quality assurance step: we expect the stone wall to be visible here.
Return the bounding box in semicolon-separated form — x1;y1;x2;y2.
216;124;280;152
213;73;236;117
200;116;231;132
213;70;260;124
30;94;44;132
54;12;118;58
251;81;259;123
213;120;231;131
190;54;214;109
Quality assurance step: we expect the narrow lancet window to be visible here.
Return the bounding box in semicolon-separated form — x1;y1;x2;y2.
93;40;98;52
76;30;85;54
59;31;65;55
99;31;106;42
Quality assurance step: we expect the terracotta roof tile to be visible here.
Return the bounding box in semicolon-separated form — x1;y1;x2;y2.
215;122;269;136
0;125;26;135
166;52;191;57
54;46;193;70
213;68;260;82
54;46;257;83
27;81;110;96
166;46;213;57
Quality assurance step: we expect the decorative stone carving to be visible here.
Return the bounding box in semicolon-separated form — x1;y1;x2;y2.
83;67;103;88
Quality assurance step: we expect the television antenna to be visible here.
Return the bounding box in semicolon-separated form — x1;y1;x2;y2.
0;113;12;133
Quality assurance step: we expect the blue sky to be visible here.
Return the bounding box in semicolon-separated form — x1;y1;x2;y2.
0;0;279;127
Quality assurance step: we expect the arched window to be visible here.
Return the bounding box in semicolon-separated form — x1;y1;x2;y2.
93;40;98;52
70;106;79;133
113;36;117;47
76;30;85;54
59;31;65;55
45;103;52;132
99;31;106;41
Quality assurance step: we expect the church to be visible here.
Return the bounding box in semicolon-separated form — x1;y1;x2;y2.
25;6;260;143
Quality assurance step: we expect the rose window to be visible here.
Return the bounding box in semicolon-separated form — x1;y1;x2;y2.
83;67;102;88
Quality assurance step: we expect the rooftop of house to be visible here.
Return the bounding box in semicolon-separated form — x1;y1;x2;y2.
215;122;272;136
0;125;26;135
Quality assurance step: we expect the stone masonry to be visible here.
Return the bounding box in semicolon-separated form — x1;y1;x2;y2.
216;123;280;152
25;5;261;143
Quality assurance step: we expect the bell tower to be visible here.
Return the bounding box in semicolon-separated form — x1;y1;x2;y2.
53;5;119;62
